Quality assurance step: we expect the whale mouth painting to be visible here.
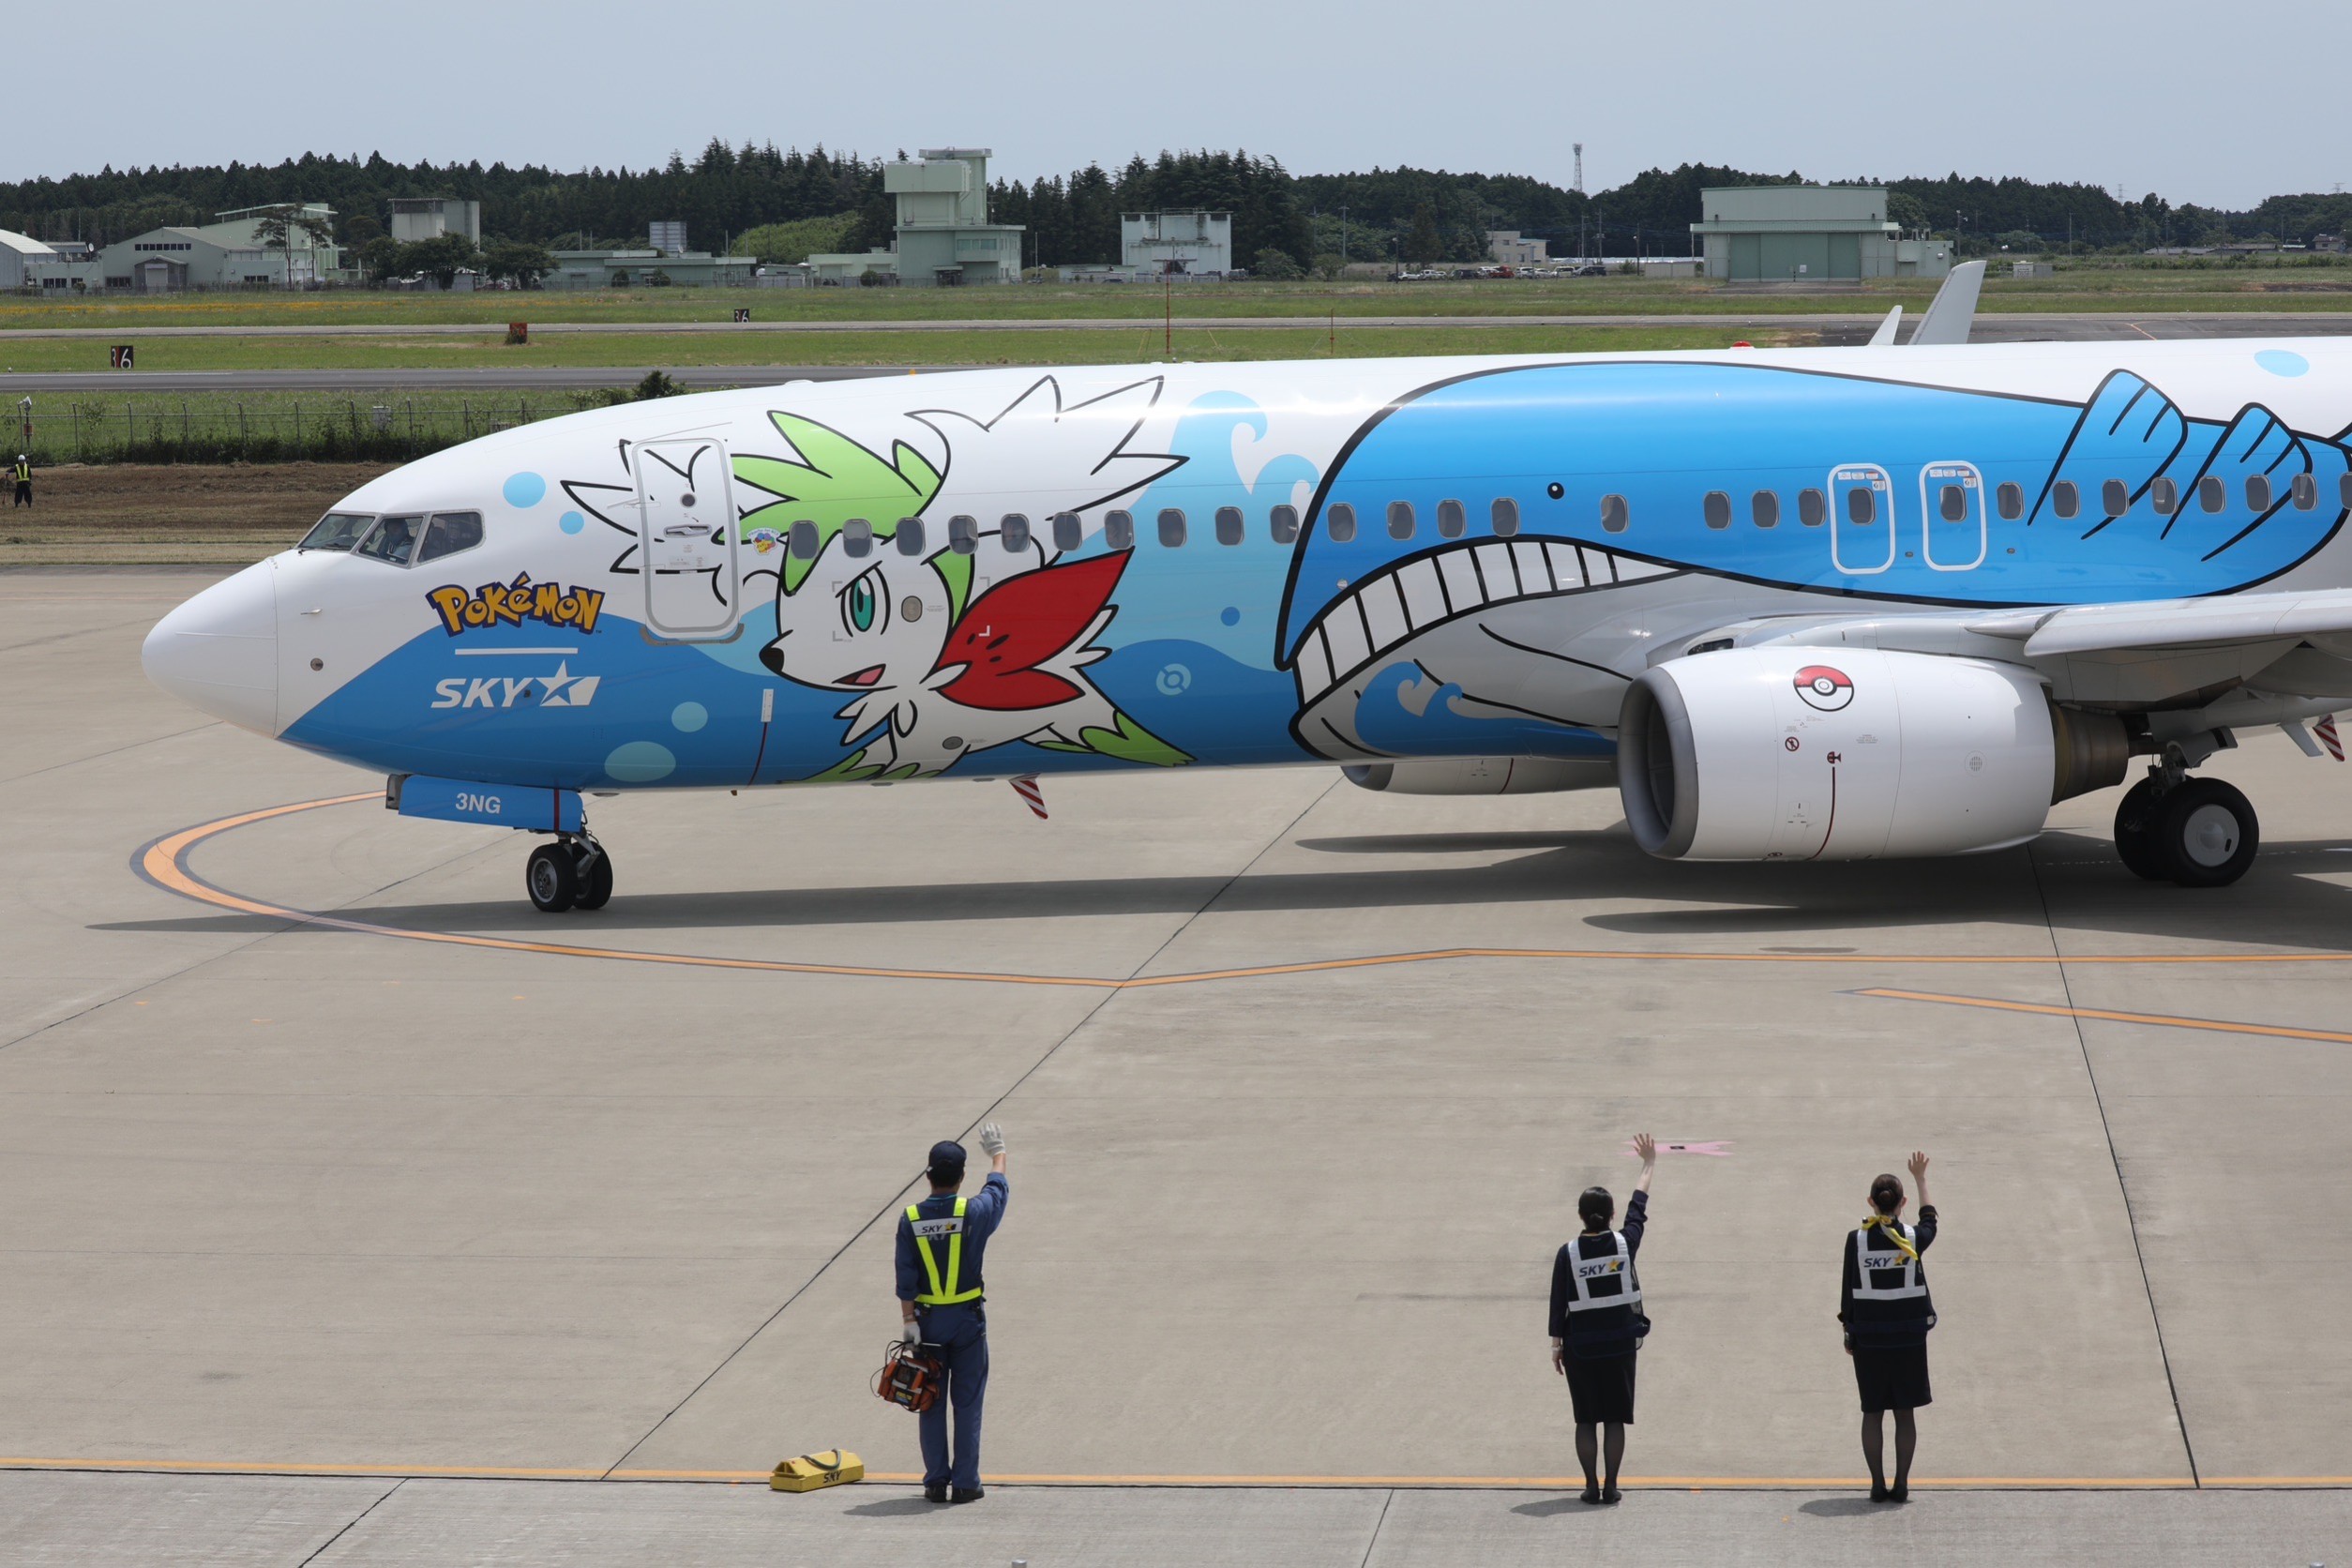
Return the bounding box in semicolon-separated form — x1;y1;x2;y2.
1274;359;2352;761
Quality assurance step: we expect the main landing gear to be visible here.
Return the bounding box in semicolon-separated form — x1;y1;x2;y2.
526;833;614;913
2112;754;2258;888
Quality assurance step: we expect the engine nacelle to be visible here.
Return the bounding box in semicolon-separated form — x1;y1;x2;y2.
1344;758;1616;795
1617;648;2115;862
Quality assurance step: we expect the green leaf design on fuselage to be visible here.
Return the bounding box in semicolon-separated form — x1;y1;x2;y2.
733;412;943;595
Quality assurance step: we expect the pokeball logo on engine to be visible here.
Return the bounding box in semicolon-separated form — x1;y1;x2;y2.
1793;664;1854;712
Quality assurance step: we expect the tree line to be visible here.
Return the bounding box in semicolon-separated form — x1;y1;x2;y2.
0;142;2344;273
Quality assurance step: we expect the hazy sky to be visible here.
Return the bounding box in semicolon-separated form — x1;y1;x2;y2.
9;1;2344;210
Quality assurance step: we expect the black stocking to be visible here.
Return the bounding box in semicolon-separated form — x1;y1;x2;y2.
1860;1410;1886;1490
1892;1408;1917;1487
1575;1423;1598;1490
1603;1422;1625;1489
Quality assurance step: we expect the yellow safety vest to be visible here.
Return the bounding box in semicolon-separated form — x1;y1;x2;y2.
907;1196;982;1306
11;462;26;482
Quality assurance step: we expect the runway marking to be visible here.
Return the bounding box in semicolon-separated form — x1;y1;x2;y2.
1861;988;2352;1046
9;1455;2335;1487
135;794;2352;991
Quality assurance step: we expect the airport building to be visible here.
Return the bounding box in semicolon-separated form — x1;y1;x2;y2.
1689;186;1952;281
1122;211;1234;276
0;228;60;289
389;197;482;246
807;147;1025;286
1485;230;1548;266
547;248;757;289
24;204;348;292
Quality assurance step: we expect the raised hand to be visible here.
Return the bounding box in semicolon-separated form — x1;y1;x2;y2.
978;1123;1006;1158
1634;1133;1656;1165
1907;1151;1929;1182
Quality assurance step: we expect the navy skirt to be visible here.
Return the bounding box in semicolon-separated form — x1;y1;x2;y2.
1851;1343;1931;1412
1563;1350;1636;1425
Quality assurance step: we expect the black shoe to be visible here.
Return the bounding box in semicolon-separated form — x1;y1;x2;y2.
1890;1482;1909;1503
1869;1482;1889;1501
924;1485;948;1503
1579;1485;1601;1504
1601;1486;1621;1504
950;1486;986;1504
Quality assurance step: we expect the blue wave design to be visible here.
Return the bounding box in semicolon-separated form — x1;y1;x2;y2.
1352;662;1616;759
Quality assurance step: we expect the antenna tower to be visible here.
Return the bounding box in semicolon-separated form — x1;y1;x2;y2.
1574;143;1585;195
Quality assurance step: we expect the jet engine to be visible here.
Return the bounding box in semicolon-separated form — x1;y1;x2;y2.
1616;647;2126;862
1344;758;1616;795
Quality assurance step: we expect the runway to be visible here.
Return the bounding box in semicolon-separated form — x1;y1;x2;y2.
6;566;2351;1560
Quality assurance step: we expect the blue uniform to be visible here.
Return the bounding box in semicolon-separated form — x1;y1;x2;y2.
895;1171;1007;1491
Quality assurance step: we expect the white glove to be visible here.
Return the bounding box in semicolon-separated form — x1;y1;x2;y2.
900;1320;920;1347
978;1123;1006;1157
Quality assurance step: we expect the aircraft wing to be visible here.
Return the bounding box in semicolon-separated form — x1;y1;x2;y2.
1990;589;2352;658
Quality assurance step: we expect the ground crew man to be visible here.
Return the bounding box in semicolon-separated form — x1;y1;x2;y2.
1548;1132;1655;1504
11;455;30;508
1840;1151;1937;1501
895;1122;1007;1504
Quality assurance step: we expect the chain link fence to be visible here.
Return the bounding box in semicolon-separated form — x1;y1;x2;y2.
5;395;608;466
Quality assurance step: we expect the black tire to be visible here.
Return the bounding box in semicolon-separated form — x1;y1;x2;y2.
2113;776;2173;882
2158;777;2258;888
526;842;578;912
573;844;613;912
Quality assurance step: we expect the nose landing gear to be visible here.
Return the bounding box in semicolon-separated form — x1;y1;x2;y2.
2112;756;2258;888
526;832;614;913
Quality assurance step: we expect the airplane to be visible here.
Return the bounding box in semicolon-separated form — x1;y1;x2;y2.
142;263;2352;911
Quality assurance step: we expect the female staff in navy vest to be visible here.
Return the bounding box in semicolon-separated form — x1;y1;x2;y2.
1547;1132;1654;1504
1840;1151;1936;1501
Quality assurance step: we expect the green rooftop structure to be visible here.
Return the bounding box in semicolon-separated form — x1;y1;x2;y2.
1690;186;1951;282
807;148;1024;286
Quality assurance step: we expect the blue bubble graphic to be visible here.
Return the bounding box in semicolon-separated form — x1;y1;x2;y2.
559;510;585;535
1220;606;1242;626
671;701;709;733
604;741;676;783
2255;349;2310;378
504;472;549;507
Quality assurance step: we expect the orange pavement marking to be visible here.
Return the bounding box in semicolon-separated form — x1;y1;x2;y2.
1861;988;2352;1046
135;794;2352;991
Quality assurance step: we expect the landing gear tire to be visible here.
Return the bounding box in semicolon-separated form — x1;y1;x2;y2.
526;842;579;913
2156;777;2258;888
2113;776;2173;882
572;841;613;912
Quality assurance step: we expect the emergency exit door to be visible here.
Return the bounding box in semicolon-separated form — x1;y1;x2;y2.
1920;460;1986;571
1830;464;1895;575
632;437;740;640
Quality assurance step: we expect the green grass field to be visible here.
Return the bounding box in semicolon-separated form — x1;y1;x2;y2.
3;263;2348;332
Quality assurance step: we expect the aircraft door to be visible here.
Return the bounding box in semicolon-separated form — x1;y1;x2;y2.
633;437;740;640
1830;464;1895;576
1920;460;1986;571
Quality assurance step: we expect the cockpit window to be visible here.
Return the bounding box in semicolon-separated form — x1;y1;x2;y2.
416;511;484;564
354;514;424;565
299;512;373;552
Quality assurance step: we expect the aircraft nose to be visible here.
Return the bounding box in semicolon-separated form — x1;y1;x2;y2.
143;560;279;734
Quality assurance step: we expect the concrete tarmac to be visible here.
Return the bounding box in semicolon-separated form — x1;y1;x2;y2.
5;567;2352;1560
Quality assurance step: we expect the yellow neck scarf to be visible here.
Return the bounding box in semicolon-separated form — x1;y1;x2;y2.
1862;1214;1918;1263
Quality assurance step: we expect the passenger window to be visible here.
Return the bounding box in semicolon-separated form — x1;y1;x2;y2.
1601;493;1629;533
1751;490;1778;528
299;511;372;551
1798;488;1828;526
1104;509;1135;550
2150;478;2178;516
1000;513;1031;551
1215;505;1244;546
1269;504;1299;544
355;514;423;565
2292;473;2318;511
2198;475;2225;513
2245;476;2271;512
1387;501;1415;540
897;517;927;554
1437;499;1466;538
2342;474;2352;508
949;514;978;554
416;511;483;564
842;518;873;558
788;520;820;560
1846;487;1876;525
1491;497;1519;536
1158;508;1186;547
1328;503;1357;542
1701;491;1731;529
1938;485;1967;522
1051;512;1083;551
2102;479;2129;518
2052;481;2079;520
1995;482;2024;520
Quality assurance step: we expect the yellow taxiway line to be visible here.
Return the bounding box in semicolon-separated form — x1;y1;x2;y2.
135;794;2352;993
1861;988;2352;1046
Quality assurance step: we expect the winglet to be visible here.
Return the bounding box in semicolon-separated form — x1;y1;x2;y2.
1866;306;1904;347
1911;260;1986;346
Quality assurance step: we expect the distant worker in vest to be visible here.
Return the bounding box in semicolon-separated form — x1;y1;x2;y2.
896;1122;1008;1504
1840;1151;1937;1501
12;456;30;508
1548;1132;1655;1504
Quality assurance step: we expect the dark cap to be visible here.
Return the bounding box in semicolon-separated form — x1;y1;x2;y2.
927;1140;968;1179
